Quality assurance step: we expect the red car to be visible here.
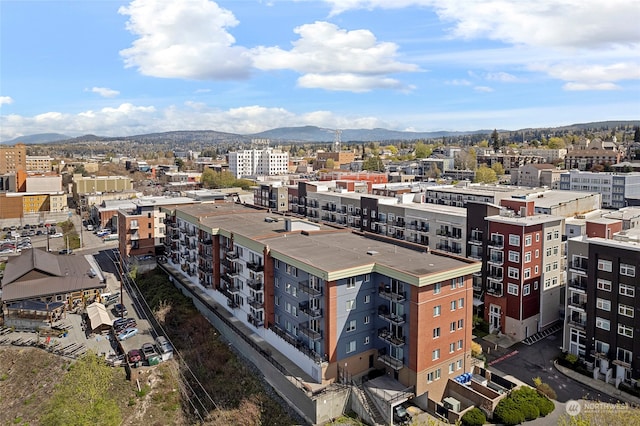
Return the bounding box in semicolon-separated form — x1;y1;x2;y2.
127;349;142;364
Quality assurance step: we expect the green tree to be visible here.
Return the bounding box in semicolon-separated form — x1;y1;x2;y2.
492;162;505;176
201;167;216;188
212;171;239;188
477;140;489;148
362;155;384;171
42;352;121;426
490;129;501;150
414;142;432;159
174;158;185;171
325;158;335;169
462;407;486;426
385;145;398;155
548;137;566;149
474;165;498;183
427;163;442;179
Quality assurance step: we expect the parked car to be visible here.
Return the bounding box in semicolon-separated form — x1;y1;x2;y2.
393;405;411;425
36;230;43;236
113;303;128;317
86;224;94;231
114;319;137;334
113;317;135;328
117;327;138;341
127;349;142;364
141;343;156;359
58;249;73;255
51;232;64;238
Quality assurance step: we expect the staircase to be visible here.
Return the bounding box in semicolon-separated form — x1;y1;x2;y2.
522;323;563;346
353;383;386;426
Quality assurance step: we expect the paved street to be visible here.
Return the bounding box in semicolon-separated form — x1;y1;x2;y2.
480;330;621;404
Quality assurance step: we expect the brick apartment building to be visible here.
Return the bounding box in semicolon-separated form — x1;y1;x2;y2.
161;203;480;415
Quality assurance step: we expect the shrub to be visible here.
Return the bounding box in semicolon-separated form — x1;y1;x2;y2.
494;398;525;425
519;401;540;421
536;396;555;417
536;382;557;400
532;376;542;388
461;407;486;426
471;341;483;357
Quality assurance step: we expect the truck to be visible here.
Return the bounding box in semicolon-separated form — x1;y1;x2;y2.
103;233;118;242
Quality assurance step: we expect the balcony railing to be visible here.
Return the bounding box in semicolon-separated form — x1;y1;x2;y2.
468;234;483;245
299;280;322;296
247;314;263;328
130;222;139;229
377;350;403;370
224;281;240;293
378;286;406;303
489;238;504;248
488;254;504;265
569;278;587;291
378;327;405;346
248;297;264;310
568;318;586;329
246;261;264;273
486;285;503;297
298;324;322;341
227;298;238;309
270;324;327;364
226;251;239;261
571;259;588;272
487;270;503;281
378;306;406;325
569;297;587;310
246;279;263;291
200;239;213;246
299;303;322;319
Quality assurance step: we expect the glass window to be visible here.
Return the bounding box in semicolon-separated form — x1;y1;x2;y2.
597;279;612;292
508;251;520;262
525;235;532;246
618;324;633;338
598;259;612;272
620;264;636;277
433;305;441;316
619;304;634;318
347;340;356;353
434;282;441;294
433;327;440;338
346;299;356;311
620;284;635;297
507;283;519;295
347;320;356;332
595;317;610;331
523;284;530;296
596;298;611;311
432;349;440;360
509;235;520;246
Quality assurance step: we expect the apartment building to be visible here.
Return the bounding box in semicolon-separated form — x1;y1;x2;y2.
25;155;52;172
254;183;289;212
563;226;640;388
519;148;568;163
228;148;289;178
162;203;480;411
510;164;564;188
315;151;356;170
564;149;623;171
0;144;26;174
484;209;565;341
559;170;640;209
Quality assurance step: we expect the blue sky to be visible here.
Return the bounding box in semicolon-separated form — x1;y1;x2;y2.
1;0;639;142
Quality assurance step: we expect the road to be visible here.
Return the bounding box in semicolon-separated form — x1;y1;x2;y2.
485;330;621;404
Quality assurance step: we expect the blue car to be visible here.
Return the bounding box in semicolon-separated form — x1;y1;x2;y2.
117;327;138;341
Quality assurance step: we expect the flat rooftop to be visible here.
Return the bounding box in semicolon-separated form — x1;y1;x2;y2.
531;190;599;208
487;213;564;226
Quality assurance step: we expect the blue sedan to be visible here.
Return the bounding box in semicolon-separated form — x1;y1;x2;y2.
117;327;138;341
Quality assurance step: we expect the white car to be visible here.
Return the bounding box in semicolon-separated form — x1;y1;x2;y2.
51;232;64;238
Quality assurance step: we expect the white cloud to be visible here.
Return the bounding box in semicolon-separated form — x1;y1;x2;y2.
474;86;494;93
251;21;419;92
485;72;518;82
445;79;471;86
0;96;14;106
86;87;120;98
118;0;251;80
563;82;620;91
323;1;640;49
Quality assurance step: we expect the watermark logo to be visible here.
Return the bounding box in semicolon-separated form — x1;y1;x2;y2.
566;400;582;416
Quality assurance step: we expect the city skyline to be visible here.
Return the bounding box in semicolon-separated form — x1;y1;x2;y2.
1;0;639;142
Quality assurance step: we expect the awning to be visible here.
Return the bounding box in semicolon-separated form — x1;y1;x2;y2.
86;302;113;331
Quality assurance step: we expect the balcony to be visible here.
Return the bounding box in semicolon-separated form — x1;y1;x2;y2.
569;296;587;310
299;280;322;296
570;258;588;272
247;314;263;328
377;349;403;370
298;323;322;341
489;237;504;248
299;302;322;319
469;233;483;245
378;285;406;303
227;298;238;309
226;251;239;261
487;270;503;282
130;221;139;229
436;229;452;237
130;232;140;241
569;278;587;291
246;278;263;291
468;249;483;260
488;253;504;265
486;284;503;297
378;327;405;346
187;229;196;237
568;317;586;329
246;261;264;273
378;306;406;325
200;239;213;246
248;297;264;310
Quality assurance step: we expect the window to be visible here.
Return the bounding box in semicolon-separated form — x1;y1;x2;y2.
435;369;441;380
432;349;440;360
449;342;455;353
458;339;463;350
458;298;464;308
274;277;280;288
451;279;457;290
508;267;519;279
434;282;441;294
347;340;356;353
618;348;632;364
595;317;610;331
620;263;636;277
451;300;457;311
427;372;435;383
433;305;441;317
546;232;552;241
524;268;531;279
275;296;280;306
598;259;612;272
285;302;292;313
365;274;371;282
595;340;609;355
346;299;356;311
449;363;455;374
509;235;520;246
535;265;539;274
457;359;463;370
346;277;356;289
525;235;532;246
364;315;370;324
523;284;531;296
433;327;441;338
457;319;464;329
535;249;539;258
347;320;356;332
534;281;539;290
619;304;634;318
508;251;520;262
597;279;612;292
364;295;371;304
554;230;559;239
524;252;531;263
536;233;540;242
620;284;635;297
508;283;519;296
596;298;611;311
618;324;633;338
364;336;370;345
450;321;456;332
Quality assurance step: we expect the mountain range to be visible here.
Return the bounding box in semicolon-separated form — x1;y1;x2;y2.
2;121;638;145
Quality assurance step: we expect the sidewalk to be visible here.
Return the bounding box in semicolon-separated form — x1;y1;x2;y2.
554;361;640;406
